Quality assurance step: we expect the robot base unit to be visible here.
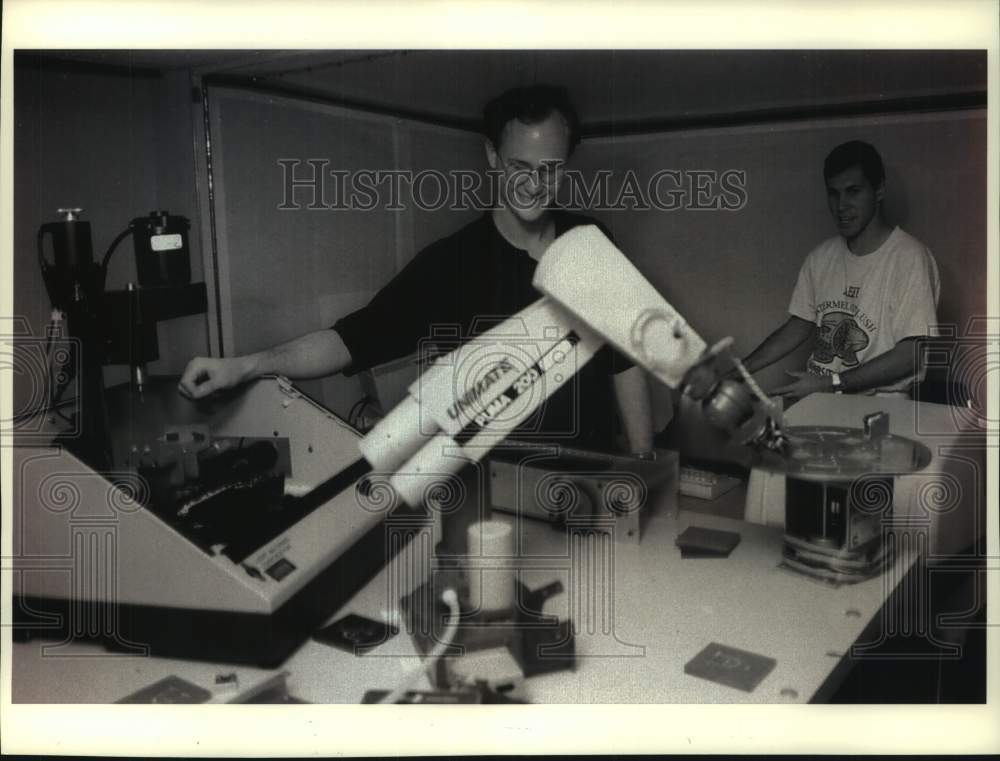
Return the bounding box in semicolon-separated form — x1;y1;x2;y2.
745;393;987;584
11;376;425;667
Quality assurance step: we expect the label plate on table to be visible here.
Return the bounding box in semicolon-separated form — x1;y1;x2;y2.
684;642;776;692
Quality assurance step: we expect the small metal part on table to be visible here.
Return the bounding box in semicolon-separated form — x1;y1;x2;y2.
214;672;239;691
684;642;777;693
116;675;212;704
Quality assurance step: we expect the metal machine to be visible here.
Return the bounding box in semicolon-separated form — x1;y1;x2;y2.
744;392;986;585
760;410;932;584
17;209;415;665
12;377;415;665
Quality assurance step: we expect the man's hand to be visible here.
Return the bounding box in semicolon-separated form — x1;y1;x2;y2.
770;370;832;400
177;330;353;400
178;356;254;400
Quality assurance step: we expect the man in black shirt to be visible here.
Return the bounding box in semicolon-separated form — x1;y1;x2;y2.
179;85;653;453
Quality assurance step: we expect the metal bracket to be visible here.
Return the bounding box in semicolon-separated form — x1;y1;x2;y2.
862;411;890;441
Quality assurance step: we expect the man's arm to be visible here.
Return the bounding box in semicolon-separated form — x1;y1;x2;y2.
178;329;353;399
741;316;816;374
613;365;654;453
682;315;815;401
772;337;924;398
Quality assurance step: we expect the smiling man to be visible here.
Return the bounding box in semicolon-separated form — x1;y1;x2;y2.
734;140;940;400
180;85;653;453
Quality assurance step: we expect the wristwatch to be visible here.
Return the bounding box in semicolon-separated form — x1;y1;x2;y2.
831;372;844;394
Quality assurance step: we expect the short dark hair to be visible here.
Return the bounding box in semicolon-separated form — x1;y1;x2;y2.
823;141;885;188
483;85;581;155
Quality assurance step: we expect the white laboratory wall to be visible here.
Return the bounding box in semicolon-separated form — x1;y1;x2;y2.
571;110;987;461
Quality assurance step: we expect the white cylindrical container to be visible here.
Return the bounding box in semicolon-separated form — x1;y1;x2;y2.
465;520;515;616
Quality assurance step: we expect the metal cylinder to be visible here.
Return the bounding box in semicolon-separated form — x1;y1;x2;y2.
702;378;755;432
132;210;191;287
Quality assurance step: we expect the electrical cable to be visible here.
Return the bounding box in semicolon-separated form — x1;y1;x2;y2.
100;225;133;276
347;395;372;428
45;312;77;426
348;395;368;422
37;242;48;276
10;397;79;425
381;588;460;704
13;311;78;426
51;399;74;426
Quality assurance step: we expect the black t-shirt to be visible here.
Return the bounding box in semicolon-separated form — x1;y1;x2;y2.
333;211;632;450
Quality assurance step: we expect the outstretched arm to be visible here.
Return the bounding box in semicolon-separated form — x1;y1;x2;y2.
178;329;353;399
682;316;816;401
741;315;816;375
772;337;923;399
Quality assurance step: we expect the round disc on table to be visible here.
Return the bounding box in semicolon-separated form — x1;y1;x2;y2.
757;425;932;482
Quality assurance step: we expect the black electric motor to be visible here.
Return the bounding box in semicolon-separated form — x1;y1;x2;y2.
132;210;191;287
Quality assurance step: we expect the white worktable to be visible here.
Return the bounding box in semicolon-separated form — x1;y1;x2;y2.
12;501;908;704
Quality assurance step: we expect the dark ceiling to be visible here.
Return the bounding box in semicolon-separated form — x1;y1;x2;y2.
25;49;987;127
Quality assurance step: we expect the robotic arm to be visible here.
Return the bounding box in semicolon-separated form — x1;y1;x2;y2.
533;226;787;448
359;225;785;506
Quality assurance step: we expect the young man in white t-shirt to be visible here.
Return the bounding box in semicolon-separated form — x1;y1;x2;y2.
737;140;940;399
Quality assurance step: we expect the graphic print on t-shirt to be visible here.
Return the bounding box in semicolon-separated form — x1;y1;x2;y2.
812;310;871;368
790;228;939;393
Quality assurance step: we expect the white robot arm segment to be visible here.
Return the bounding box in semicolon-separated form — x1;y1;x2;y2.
359;225;774;506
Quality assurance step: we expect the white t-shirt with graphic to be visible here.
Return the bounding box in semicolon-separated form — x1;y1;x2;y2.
788;226;940;395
